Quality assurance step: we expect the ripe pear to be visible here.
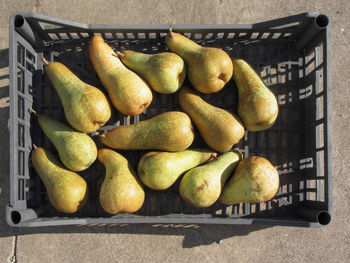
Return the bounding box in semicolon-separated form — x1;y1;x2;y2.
42;59;111;133
179;86;245;152
31;111;97;171
220;156;279;205
98;148;145;214
180;150;243;208
89;35;153;116
232;58;279;131
166;29;233;94
138;149;217;190
118;50;186;94
100;111;194;151
31;146;88;213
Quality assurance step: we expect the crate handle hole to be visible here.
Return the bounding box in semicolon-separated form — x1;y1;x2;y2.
11;211;21;224
318;211;331;225
14;15;25;28
315;14;329;28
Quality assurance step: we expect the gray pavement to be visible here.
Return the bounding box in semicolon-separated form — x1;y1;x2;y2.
0;0;349;262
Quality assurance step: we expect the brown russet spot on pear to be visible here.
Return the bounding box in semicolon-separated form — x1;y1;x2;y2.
42;58;111;133
30;110;97;172
138;149;217;190
179;86;245;152
219;156;279;205
232;58;279;131
89;35;152;116
31;147;88;213
166;29;233;94
118;50;186;94
179;150;243;208
100;111;194;151
98;148;145;214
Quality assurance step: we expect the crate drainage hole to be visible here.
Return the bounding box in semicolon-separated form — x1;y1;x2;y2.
11;211;21;224
318;211;331;225
316;14;329;28
14;15;25;28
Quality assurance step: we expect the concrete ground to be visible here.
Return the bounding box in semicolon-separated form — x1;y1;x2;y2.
1;0;349;262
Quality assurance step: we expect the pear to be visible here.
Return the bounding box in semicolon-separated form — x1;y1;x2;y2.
232;58;279;131
42;59;111;133
89;35;153;116
166;29;233;94
179;86;245;152
100;111;194;151
138;149;217;190
98;148;145;214
31;146;88;213
179;150;242;208
118;50;186;94
220;156;279;205
31;110;97;171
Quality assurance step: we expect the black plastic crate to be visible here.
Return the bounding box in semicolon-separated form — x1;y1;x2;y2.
7;12;332;227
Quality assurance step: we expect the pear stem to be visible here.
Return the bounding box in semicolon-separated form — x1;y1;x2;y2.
32;144;38;149
28;107;38;115
41;57;49;65
93;121;104;126
111;53;119;59
116;51;125;58
211;153;219;161
168;28;173;37
207;153;219;162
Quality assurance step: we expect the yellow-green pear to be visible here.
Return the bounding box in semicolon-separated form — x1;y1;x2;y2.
31;110;97;172
100;111;194;151
42;59;111;133
118;50;186;94
220;156;279;205
98;148;145;214
180;150;242;208
31;146;88;213
89;35;153;116
179;86;245;152
166;29;233;94
138;149;217;190
232;58;279;131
